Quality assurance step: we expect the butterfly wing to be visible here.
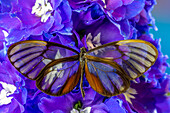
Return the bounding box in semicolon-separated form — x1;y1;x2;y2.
8;40;81;96
36;57;81;96
85;40;158;96
85;58;130;97
7;40;79;80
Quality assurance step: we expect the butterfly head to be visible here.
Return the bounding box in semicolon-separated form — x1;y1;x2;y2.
80;47;86;53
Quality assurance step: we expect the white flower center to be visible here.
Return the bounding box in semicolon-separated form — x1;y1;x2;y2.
2;30;9;37
153;109;158;113
70;107;91;113
101;0;107;8
86;33;104;55
123;87;137;104
0;81;16;106
31;0;53;22
86;33;102;50
1;30;8;55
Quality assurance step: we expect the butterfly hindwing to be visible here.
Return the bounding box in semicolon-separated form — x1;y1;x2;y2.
36;56;81;96
85;56;130;97
87;40;158;80
7;40;79;80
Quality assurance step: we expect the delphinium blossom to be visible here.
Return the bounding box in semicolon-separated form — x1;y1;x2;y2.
0;0;169;113
0;58;27;112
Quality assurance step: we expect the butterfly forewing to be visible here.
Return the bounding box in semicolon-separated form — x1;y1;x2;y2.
7;40;79;80
86;40;158;80
85;57;130;97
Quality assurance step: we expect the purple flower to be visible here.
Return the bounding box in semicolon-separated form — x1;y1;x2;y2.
100;0;145;21
13;0;72;35
104;97;128;113
0;0;169;113
38;88;103;113
71;4;126;43
138;34;169;87
129;77;170;113
0;0;14;13
0;28;8;61
24;89;48;113
38;87;129;113
0;58;27;113
69;0;145;21
0;0;73;45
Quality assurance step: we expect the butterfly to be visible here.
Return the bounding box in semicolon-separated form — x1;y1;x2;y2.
7;39;158;97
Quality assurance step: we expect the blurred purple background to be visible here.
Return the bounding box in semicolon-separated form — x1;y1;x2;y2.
151;0;170;73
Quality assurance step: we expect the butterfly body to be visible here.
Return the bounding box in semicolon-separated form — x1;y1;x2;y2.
79;47;87;97
7;40;158;97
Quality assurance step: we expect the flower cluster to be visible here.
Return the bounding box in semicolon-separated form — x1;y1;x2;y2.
0;0;169;113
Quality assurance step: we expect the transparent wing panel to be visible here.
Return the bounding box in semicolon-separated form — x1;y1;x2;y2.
36;60;80;96
85;60;130;97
